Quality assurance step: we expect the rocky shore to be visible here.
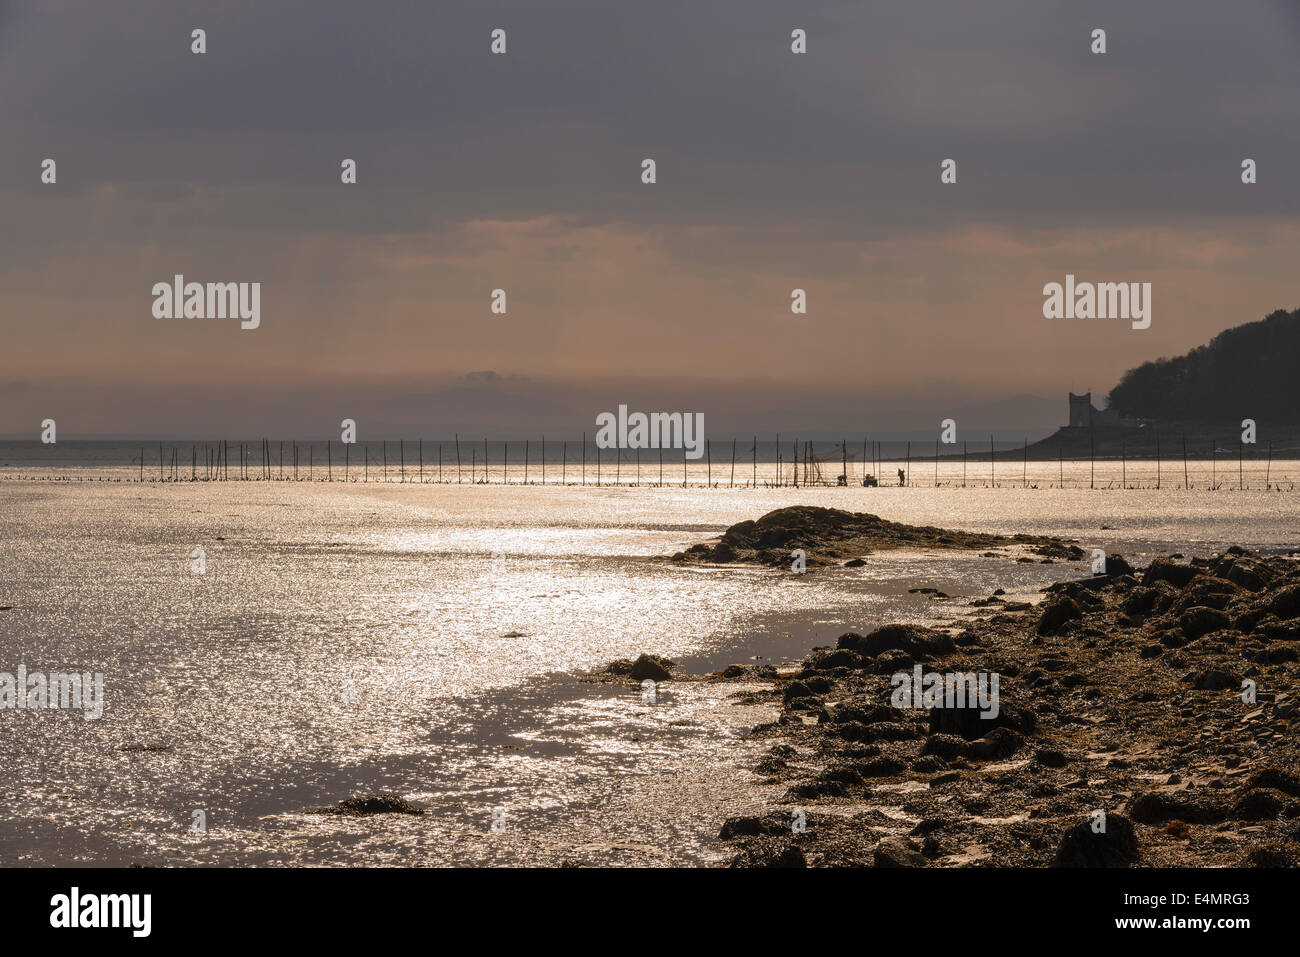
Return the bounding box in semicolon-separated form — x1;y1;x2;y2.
671;505;1084;568
708;544;1300;867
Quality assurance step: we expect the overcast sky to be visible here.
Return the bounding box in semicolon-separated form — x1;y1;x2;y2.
3;0;1299;438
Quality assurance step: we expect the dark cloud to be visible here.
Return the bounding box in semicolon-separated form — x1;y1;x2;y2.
2;1;1298;435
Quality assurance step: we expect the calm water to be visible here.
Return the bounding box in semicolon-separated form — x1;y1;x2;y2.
2;463;1298;865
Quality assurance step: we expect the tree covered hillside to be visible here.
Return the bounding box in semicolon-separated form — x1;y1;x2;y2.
1106;308;1300;421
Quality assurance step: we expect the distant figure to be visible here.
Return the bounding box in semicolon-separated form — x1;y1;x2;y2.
898;468;906;486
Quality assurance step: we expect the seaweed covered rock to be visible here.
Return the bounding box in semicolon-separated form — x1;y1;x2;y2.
672;506;1080;568
728;843;808;868
1142;557;1200;589
837;624;956;659
628;653;674;681
1179;606;1232;640
927;696;1036;741
1037;596;1082;636
874;839;927;867
1268;584;1300;620
312;794;425;817
1052;813;1140;867
724;545;1300;868
1126;790;1225;825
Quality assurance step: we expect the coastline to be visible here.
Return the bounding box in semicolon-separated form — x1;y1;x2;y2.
5;482;1300;867
708;545;1300;867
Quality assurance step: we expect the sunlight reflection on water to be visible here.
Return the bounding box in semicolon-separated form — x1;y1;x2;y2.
1;477;1296;864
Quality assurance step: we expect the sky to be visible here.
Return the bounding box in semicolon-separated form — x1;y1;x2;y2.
2;0;1299;439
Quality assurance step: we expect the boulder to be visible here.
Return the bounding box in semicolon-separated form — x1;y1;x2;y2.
838;624;956;658
1142;557;1199;589
629;654;673;681
1179;606;1232;640
1038;596;1082;636
1268;584;1300;620
874;839;927;867
1052;814;1140;867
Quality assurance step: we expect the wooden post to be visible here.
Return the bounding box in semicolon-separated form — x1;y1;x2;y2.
383;440;387;482
1121;436;1126;489
345;441;350;483
1089;430;1095;489
562;442;567;485
419;439;423;483
935;439;939;487
582;432;586;486
1212;440;1217;489
842;438;848;486
730;438;736;488
905;440;910;486
525;440;529;485
1266;442;1273;488
328;440;332;482
752;435;757;488
484;438;488;484
962;441;967;488
636;447;641;485
455;434;462;484
989;434;994;487
706;440;711;487
1182;433;1188;489
1155;431;1160;489
596;442;600;487
1239;438;1243;490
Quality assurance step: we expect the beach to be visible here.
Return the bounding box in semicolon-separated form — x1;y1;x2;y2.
2;467;1299;865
